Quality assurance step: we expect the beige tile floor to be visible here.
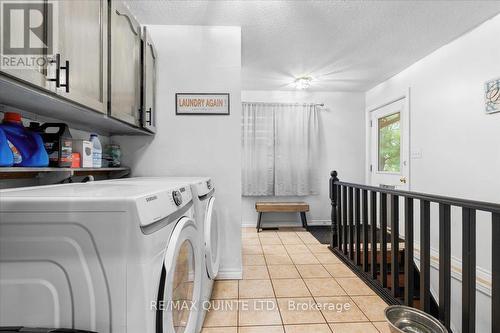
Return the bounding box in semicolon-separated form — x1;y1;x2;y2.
202;228;392;333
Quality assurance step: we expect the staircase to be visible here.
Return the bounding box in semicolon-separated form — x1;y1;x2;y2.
340;225;439;315
328;170;500;333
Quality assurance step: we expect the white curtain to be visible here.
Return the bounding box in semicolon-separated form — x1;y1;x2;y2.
242;103;275;196
242;102;320;196
274;104;319;195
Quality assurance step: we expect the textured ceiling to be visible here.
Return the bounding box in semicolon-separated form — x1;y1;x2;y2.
126;0;500;92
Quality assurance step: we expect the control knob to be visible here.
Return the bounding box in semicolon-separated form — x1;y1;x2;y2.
172;190;183;206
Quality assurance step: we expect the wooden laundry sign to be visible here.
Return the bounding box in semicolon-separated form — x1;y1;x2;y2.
176;93;230;115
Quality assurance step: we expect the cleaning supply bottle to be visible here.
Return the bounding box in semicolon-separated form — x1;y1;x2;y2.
0;112;49;167
39;123;73;167
89;133;102;168
0;127;14;167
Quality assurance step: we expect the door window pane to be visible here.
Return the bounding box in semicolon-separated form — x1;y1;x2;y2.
378;112;401;172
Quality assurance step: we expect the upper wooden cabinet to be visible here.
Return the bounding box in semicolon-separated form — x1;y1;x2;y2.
0;0;108;114
0;0;154;134
55;0;108;113
0;0;52;90
141;26;157;133
109;1;141;127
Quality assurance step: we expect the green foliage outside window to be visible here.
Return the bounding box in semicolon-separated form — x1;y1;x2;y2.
378;112;401;172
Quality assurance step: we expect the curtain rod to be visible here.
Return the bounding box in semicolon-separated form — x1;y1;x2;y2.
243;101;325;107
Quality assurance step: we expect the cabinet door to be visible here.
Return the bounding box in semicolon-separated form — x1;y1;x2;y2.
141;26;157;133
56;0;107;113
0;0;51;90
109;1;141;127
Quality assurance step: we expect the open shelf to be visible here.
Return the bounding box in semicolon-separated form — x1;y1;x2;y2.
0;166;130;179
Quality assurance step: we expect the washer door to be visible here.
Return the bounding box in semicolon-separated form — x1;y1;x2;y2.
205;196;220;279
157;217;202;333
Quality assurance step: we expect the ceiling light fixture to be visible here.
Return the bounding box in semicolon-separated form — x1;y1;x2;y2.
294;76;313;90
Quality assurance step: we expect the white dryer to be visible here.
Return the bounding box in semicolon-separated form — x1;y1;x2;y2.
0;182;203;333
101;177;220;331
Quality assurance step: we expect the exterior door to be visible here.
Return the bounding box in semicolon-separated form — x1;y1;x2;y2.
370;98;409;190
110;1;141;126
56;0;108;113
158;217;202;333
204;197;220;279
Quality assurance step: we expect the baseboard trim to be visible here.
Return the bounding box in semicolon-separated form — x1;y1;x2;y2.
216;268;242;280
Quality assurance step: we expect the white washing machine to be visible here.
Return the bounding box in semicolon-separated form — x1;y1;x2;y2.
0;181;203;333
101;177;220;332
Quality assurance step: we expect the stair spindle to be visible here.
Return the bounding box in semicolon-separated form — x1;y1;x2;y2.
391;194;400;297
380;193;388;287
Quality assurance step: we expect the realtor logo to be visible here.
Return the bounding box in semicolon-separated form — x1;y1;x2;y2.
1;1;56;69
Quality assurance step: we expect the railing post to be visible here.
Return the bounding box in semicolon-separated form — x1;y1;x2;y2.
362;189;369;272
420;200;431;313
355;188;361;266
390;194;400;298
404;197;414;307
349;186;354;260
380;193;388;287
343;185;348;255
330;170;339;248
439;203;451;329
462;207;476;333
370;191;378;280
492;213;500;333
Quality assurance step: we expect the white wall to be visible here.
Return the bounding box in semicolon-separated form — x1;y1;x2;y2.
366;14;500;333
241;90;365;227
114;25;242;279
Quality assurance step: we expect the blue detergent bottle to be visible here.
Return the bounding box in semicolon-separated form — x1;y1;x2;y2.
0;112;49;167
0;127;14;167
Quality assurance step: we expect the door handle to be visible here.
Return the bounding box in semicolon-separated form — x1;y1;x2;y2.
146;107;152;125
47;53;61;87
60;60;69;93
400;177;407;184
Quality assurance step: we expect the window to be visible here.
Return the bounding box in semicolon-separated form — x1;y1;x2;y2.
378;112;401;172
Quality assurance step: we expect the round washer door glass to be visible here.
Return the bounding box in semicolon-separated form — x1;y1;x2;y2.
157;217;202;333
205;196;220;279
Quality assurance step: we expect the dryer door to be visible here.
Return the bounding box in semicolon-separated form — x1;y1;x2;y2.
156;217;202;333
205;196;220;279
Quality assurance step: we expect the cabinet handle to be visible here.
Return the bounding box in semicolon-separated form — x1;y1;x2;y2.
60;60;69;93
146;107;152;125
115;10;139;36
47;53;61;87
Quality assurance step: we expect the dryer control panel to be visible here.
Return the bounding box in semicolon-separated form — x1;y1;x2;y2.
136;185;193;228
194;177;213;197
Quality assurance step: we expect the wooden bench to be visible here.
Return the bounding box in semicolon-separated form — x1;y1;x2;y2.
255;202;310;232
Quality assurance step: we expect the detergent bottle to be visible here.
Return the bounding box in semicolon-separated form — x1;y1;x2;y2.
0;112;49;167
0;127;14;167
89;134;102;168
38;123;73;167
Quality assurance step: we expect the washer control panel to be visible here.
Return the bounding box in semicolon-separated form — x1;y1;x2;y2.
172;190;183;206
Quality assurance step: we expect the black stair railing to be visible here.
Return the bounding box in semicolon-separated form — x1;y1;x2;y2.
329;170;500;333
